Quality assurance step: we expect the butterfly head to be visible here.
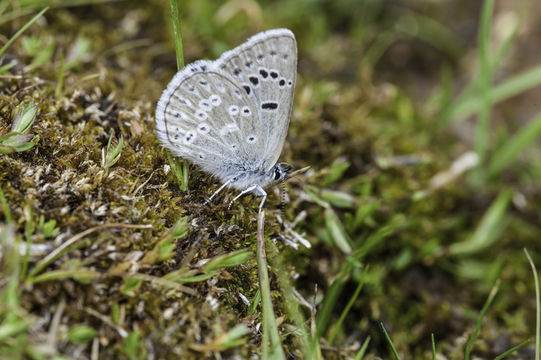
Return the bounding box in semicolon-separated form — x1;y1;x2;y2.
272;162;292;183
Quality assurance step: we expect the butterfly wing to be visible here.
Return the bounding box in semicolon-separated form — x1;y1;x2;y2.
216;29;297;172
156;60;263;184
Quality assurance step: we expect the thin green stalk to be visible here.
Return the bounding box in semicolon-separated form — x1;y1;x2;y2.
256;211;285;359
0;7;48;58
0;1;9;17
316;261;352;337
168;0;184;70
181;159;189;192
380;323;401;360
493;339;532;360
0;186;12;223
354;336;371;360
56;51;65;99
488;112;541;178
464;279;500;360
439;7;517;126
19;230;32;282
431;333;436;360
267;236;320;359
0;7;34;27
525;248;540;360
473;0;494;184
328;266;368;345
446;65;541;122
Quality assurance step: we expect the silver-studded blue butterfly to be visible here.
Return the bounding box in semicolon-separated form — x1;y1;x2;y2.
155;29;297;212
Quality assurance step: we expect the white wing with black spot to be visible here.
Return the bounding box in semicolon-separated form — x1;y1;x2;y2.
216;29;297;171
156;29;297;185
156;60;263;183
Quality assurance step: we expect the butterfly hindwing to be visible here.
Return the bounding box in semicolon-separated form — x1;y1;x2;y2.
156;61;263;182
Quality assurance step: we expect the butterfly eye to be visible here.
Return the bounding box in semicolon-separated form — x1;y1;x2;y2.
273;169;281;181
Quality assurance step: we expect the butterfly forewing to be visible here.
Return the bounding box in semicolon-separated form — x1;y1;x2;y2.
216;29;297;171
156;61;261;182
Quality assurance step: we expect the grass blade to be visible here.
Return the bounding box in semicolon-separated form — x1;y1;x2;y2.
168;0;184;70
449;189;511;255
472;0;494;182
0;7;48;58
488;112;541;177
256;211;285;359
525;248;540;360
166;151;189;192
380;323;401;360
265;236;320;359
0;186;12;223
324;207;353;255
354;336;371;360
316;262;351;337
328;266;368;345
395;9;463;59
445;65;541;123
464;279;500;360
202;249;252;272
56;51;65;99
493;339;532;360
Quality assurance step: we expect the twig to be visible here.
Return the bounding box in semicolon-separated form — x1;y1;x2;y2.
46;298;66;351
85;307;128;338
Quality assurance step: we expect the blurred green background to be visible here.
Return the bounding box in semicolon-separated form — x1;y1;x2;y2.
1;0;541;358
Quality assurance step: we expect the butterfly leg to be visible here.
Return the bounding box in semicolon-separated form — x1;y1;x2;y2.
228;185;267;212
257;189;267;214
228;185;258;210
205;178;233;205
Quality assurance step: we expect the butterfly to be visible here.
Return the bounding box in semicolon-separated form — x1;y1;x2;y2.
155;29;297;213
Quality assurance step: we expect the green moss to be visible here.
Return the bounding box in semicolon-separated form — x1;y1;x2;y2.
0;1;540;359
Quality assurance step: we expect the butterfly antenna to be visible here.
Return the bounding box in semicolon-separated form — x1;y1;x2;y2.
280;178;287;231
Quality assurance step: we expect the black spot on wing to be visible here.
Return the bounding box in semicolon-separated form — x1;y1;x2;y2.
249;76;259;86
261;102;278;110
